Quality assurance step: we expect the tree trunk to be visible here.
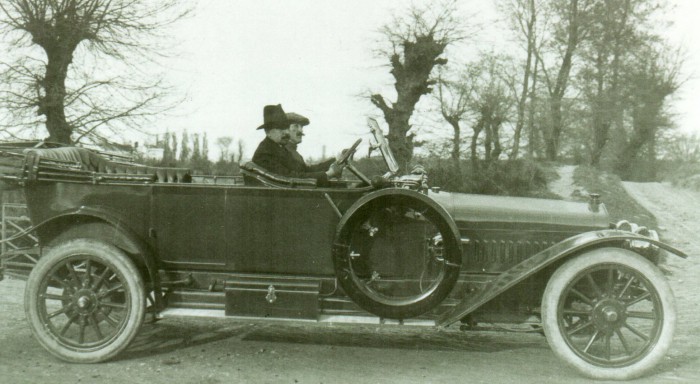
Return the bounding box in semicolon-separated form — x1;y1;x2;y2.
471;123;482;171
448;119;461;173
385;111;414;172
484;119;493;163
527;54;539;158
41;50;73;144
371;94;417;172
510;0;536;160
545;98;563;160
491;121;503;160
543;0;582;161
590;53;608;167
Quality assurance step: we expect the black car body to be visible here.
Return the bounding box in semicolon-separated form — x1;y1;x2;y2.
0;119;686;379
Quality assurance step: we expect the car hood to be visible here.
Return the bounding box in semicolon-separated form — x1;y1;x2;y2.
429;191;610;229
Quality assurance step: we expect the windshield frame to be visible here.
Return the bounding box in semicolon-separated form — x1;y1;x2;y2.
367;118;399;175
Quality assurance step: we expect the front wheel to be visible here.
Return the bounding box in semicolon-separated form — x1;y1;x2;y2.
24;239;146;362
542;247;676;380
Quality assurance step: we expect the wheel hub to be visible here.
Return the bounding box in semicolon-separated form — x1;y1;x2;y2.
73;289;98;314
592;298;626;333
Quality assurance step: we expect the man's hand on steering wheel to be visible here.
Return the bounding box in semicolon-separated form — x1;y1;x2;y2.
326;139;362;179
335;139;362;165
326;162;344;178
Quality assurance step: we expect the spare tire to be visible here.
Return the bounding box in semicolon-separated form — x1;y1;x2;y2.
333;193;461;319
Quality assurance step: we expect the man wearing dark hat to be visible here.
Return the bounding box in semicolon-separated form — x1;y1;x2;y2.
286;112;336;173
252;104;343;186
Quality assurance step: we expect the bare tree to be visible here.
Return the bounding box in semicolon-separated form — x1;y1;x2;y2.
661;132;700;164
535;0;592;160
162;131;173;164
578;0;668;166
435;69;476;173
370;1;469;171
179;130;190;163
171;132;178;162
462;54;513;169
500;0;543;159
216;136;233;162
0;0;189;145
236;139;245;164
192;133;201;162
614;45;682;179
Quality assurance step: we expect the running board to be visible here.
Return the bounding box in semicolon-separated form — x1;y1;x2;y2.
157;308;435;326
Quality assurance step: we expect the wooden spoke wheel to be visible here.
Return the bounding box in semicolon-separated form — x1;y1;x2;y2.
542;248;675;380
25;239;145;363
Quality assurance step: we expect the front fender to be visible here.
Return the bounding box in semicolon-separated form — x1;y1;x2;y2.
436;230;686;327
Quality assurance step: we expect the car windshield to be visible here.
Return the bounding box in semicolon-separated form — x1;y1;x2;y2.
367;118;399;175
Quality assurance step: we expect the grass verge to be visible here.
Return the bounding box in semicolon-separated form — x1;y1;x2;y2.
572;166;658;230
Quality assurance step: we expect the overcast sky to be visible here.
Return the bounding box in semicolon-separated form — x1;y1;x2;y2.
159;0;699;160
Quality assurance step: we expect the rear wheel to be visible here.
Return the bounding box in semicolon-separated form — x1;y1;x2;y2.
542;248;675;380
25;239;145;362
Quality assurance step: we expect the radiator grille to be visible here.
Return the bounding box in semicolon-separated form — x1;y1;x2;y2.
463;238;556;272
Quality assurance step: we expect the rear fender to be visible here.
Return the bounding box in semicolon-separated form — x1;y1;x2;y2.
33;208;162;307
437;230;686;327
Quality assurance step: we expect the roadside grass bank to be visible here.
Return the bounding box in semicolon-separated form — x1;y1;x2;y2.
573;166;658;230
661;161;700;192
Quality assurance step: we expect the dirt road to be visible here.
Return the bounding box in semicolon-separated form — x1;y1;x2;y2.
1;181;700;383
620;181;700;381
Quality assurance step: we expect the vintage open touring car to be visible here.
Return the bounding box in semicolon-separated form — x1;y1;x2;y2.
0;118;686;380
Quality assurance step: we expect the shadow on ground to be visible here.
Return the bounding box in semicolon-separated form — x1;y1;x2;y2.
119;318;549;362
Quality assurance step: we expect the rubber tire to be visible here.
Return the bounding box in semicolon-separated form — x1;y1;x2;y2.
334;197;461;319
25;239;146;363
542;248;676;380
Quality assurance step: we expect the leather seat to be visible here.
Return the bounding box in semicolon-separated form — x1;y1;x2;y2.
240;162;316;188
25;147;192;183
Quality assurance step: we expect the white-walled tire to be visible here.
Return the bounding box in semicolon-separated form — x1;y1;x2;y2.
542;247;675;380
25;239;145;363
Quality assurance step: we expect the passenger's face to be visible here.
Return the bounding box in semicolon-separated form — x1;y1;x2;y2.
289;123;304;145
268;128;290;145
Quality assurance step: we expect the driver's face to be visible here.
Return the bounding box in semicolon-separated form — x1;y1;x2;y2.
289;123;304;145
268;128;290;145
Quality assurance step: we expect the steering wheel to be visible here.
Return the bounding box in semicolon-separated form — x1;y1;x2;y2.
335;138;362;166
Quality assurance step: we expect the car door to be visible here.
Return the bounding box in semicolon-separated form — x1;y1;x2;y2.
224;187;344;275
151;184;227;269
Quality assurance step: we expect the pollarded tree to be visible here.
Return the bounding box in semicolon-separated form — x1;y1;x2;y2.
370;1;469;171
0;0;189;144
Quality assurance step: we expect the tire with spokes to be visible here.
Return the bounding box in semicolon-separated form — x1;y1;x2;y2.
25;239;145;363
542;247;675;380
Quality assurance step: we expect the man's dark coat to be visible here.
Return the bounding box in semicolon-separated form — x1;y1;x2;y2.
252;137;331;186
286;143;335;173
